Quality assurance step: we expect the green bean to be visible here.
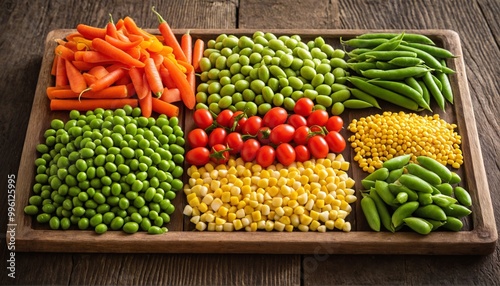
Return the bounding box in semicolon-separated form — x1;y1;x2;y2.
361;195;381;231
403;217;433;235
346;77;420;111
355;33;436;45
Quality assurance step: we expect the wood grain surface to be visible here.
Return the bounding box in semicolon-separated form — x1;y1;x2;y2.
1;0;499;285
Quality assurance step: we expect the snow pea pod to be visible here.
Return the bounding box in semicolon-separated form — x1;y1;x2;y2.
375;180;398;207
342;99;374;109
364;167;390;181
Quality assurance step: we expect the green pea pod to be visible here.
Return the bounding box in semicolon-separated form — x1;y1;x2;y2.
414;204;447;221
438;60;454;103
396;45;445;72
361;66;430;80
369;79;431;111
349;88;381;109
442;204;472;218
342;99;374;109
454;186;472;207
416;156;452;183
386;168;404;183
371;32;405;51
359;51;417;61
404;77;423;95
383;154;411;171
364;167;390;181
361;195;381;232
355;33;436;45
375;180;398;207
341;37;389;48
442;216;464;231
399;174;434;193
404;42;456;59
435;183;454;196
426;219;446;231
388;183;419;201
392;201;419;229
417;80;431;108
375;61;399;70
418;193;433;205
403;217;433;235
405;163;442;185
431;194;457;208
369;189;395;232
347;62;377;74
389;56;425;67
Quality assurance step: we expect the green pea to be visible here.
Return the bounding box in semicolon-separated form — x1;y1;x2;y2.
123;222;139;234
109;216;124;230
300;66;316;81
148;226;164;235
283;97;295;111
24;205;39;215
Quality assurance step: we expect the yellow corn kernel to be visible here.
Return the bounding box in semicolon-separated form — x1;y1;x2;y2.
241;185;252;196
309;220;321;231
293;206;305;215
183;205;193;216
215;217;226;225
300;214;313;225
287;199;299;209
342;221;352;232
236;208;246;219
265;220;275;231
298;224;309;232
272;197;283;207
252;210;262;221
218;206;229;217
325;220;335;230
315;199;325;209
233;219;243;230
274;221;286;232
305;198;315;211
279;215;291;226
189;197;200;208
227;212;236;222
230;196;240;206
334;218;345;230
198;202;209;213
261;204;271;216
297;193;308;205
196;221;207;231
190;215;200;224
191;207;201;217
345;194;357;204
211;198;223;212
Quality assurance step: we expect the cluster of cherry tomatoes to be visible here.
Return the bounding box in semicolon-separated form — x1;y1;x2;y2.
185;97;346;167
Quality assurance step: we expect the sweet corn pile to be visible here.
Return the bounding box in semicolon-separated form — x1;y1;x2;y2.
348;111;463;173
183;154;357;232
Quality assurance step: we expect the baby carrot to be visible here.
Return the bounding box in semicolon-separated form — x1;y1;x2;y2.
55;45;75;61
176;59;194;73
186;70;196;98
92;38;145;68
51;55;58;76
162;57;195;109
105;16;118;38
159;64;176;89
123;16;151;41
87;65;109;79
77;24;106;40
82;73;98;85
80;67;126;97
65;59;87;93
151;7;187;62
192;38;204;72
129;67;150;100
105;35;142;50
152;97;179;118
159;88;181;103
181;30;192;64
55;57;69;87
144;57;164;98
81;51;115;64
50;98;138;111
47;85;129;99
71;61;102;71
139;90;152;117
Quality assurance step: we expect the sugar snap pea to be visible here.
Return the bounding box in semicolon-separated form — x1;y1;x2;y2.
454;186;472;207
389;183;419;201
405;163;442;185
442;216;463;231
418;193;433;205
425;219;446;231
375;180;398;207
361;195;381;231
398;174;434;193
416;156;452;183
392;201;419;229
369;189;395;232
414;204;447;221
382;154;411;171
364;167;390;181
403;217;433;235
386;168;404;183
442;204;472;218
431;194;457;208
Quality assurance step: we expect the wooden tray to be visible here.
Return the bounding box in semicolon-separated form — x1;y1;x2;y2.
10;29;497;255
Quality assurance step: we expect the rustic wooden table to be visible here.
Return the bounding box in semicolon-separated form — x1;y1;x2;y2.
1;0;499;285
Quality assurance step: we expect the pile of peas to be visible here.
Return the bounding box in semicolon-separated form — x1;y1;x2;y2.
24;105;185;235
195;31;350;116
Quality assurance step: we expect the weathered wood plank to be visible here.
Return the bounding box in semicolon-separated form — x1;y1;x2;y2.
239;0;340;29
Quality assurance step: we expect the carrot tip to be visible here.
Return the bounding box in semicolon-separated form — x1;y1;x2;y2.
78;87;92;101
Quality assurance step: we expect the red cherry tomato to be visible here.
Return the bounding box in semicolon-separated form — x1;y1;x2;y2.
286;114;307;129
325;116;344;132
307;135;329;159
294;145;311;162
293;126;311;145
276;143;296;166
193;109;213;129
256;145;276;168
294;97;314;117
262;107;288;129
240;139;261;162
269;124;295;145
210;144;231;164
187;128;208;148
257;127;272;145
225;132;244;155
229;111;247;132
325;131;346;153
241;116;262;136
216;109;234;128
208;127;227;147
307;110;329;127
186;147;210;166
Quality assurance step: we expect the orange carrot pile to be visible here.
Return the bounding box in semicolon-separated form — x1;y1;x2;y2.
49;11;203;118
